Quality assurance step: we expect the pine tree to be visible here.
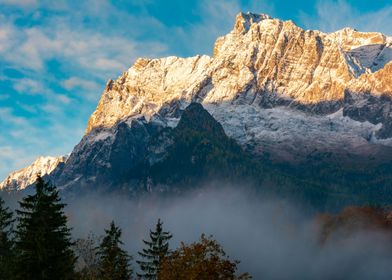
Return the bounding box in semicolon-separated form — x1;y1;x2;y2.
15;175;75;280
137;218;172;279
97;221;132;280
0;197;15;279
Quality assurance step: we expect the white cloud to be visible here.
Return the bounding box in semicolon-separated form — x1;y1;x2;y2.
0;9;167;79
0;0;37;7
61;77;102;101
0;107;28;125
0;105;84;180
162;0;273;56
13;78;46;95
0;24;14;52
62;77;100;91
56;94;72;105
0;146;37;178
17;102;37;113
299;0;392;35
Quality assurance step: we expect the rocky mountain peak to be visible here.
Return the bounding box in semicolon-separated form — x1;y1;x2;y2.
175;103;227;141
233;12;272;34
0;156;67;191
89;11;386;133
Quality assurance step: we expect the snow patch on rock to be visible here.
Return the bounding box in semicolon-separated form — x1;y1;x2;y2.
0;156;67;191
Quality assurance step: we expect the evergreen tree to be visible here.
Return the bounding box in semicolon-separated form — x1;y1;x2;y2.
0;197;15;279
15;175;75;280
97;221;132;280
137;218;172;279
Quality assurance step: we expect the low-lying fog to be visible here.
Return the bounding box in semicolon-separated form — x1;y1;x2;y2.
66;185;392;280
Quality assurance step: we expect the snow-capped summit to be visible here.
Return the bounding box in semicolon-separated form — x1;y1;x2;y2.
234;12;272;33
0;156;67;191
86;12;392;133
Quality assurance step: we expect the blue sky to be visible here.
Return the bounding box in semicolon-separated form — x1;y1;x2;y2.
1;0;392;180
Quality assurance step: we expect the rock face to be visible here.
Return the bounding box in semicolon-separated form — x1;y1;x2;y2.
3;12;392;195
82;12;392;165
86;12;392;134
52;115;166;191
51;103;262;194
0;156;67;191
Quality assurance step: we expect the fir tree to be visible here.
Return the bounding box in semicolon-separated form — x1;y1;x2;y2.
15;175;75;280
0;197;15;279
137;218;172;279
97;221;132;280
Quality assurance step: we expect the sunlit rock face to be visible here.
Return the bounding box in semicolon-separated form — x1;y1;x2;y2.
81;12;392;166
0;156;67;191
4;12;392;193
86;12;392;133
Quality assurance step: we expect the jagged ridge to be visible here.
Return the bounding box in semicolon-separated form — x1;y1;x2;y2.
0;156;67;191
86;12;392;133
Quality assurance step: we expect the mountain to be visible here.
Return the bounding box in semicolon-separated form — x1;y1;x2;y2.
84;12;392;163
3;12;392;208
52;102;268;194
0;156;67;191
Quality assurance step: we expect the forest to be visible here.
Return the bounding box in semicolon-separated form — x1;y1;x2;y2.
0;176;251;280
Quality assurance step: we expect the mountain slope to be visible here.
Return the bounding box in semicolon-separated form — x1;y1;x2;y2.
146;102;258;185
0;156;67;191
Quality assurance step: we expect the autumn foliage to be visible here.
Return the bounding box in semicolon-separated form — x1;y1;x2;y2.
317;206;392;243
158;234;251;280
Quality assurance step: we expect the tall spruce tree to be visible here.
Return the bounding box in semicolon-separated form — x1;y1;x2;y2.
15;175;75;280
97;221;132;280
0;197;15;279
137;219;172;279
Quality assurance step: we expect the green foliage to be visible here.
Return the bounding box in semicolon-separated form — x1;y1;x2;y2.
149;103;262;185
15;175;75;280
97;221;132;280
137;219;172;279
0;196;15;279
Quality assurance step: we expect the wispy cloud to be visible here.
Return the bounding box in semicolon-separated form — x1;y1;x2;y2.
158;0;274;56
299;0;392;35
0;23;166;78
0;107;28;125
13;78;47;95
0;0;37;8
0;105;84;180
62;77;99;91
0;146;37;176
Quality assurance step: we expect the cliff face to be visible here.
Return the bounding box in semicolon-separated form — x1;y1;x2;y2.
0;156;67;191
86;12;392;133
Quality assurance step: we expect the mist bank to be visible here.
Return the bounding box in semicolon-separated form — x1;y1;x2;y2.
64;184;392;280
